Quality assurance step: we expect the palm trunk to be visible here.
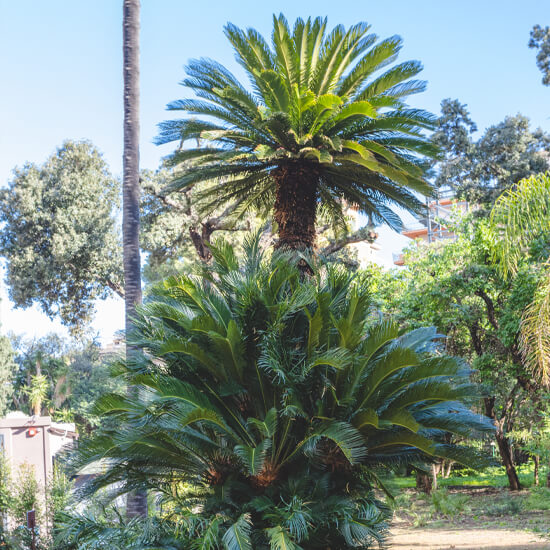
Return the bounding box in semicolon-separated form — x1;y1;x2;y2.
273;164;318;252
533;455;539;486
123;0;146;518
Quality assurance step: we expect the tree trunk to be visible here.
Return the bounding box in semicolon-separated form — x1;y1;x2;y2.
416;470;433;494
443;460;454;478
273;164;318;252
533;455;539;486
484;397;521;491
189;224;214;262
547;459;550;488
123;0;146;519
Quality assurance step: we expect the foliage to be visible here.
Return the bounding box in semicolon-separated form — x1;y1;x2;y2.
66;237;491;549
432;100;549;205
529;25;550;86
9;335;124;431
431;98;477;192
10;463;41;526
430;489;469;518
0;336;17;416
489;173;550;386
0;141;123;330
24;374;49;416
376;213;548;489
47;465;74;531
140;167;265;282
158;15;437;250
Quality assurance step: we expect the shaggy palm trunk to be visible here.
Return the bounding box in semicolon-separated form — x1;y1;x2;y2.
123;0;146;518
273;164;318;252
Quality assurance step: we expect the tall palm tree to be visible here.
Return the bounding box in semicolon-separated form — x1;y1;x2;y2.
157;15;437;253
68;237;492;549
122;0;146;518
489;172;550;387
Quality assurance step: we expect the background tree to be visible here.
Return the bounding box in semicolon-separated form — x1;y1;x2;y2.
0;141;123;330
376;215;548;490
158;15;437;256
0;336;16;417
529;25;550;86
432;100;549;205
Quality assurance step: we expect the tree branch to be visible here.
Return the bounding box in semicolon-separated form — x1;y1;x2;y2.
321;226;377;256
104;279;125;299
474;289;499;330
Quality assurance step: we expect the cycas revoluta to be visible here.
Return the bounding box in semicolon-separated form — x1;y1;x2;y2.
157;15;437;252
66;236;492;549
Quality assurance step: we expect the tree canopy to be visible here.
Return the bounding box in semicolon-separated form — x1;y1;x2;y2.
0;141;123;330
432;100;549;205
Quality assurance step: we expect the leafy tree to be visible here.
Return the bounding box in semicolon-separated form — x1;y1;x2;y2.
0;336;16;417
140;168;264;278
377;214;549;490
432;101;549;205
157;15;436;255
529;25;550;86
0;141;122;330
432;98;477;192
68;237;491;549
489;173;550;386
9;334;124;432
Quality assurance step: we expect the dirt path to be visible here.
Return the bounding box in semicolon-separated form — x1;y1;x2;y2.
389;527;550;549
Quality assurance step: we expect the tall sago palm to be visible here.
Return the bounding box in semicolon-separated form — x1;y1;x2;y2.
67;237;492;549
157;15;437;253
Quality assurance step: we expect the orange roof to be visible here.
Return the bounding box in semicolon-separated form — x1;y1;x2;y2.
402;228;428;238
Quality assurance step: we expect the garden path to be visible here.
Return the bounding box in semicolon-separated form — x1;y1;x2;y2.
389;527;550;549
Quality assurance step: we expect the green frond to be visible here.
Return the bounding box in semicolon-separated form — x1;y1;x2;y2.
489;173;550;276
222;514;253;550
519;268;550;387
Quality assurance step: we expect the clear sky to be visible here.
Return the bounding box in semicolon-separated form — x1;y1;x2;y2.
0;0;548;343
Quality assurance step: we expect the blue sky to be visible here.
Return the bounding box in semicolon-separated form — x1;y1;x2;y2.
0;0;548;342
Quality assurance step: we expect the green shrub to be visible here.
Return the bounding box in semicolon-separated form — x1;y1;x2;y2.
525;487;550;511
431;489;469;517
65;239;493;549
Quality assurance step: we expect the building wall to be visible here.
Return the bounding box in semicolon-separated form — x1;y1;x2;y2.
0;416;52;487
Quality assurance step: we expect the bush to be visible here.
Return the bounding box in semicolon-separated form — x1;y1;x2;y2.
431;489;469;517
66;239;493;549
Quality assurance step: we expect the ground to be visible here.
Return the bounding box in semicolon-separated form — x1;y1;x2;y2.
388;487;550;549
389;526;549;549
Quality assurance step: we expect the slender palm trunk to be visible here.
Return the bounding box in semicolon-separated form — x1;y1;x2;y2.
272;164;318;252
123;0;146;518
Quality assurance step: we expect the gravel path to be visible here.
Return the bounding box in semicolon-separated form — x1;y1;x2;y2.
389;527;550;549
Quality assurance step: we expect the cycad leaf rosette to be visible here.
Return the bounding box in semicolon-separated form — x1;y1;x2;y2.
157;15;437;251
69;237;492;549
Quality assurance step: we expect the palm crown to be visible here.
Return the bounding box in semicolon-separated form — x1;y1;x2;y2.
69;237;491;549
157;15;437;250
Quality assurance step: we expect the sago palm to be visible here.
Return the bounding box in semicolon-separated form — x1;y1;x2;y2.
67;236;491;549
156;15;437;252
489;172;550;386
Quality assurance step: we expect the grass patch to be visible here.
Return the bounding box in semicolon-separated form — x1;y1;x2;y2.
382;463;548;494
